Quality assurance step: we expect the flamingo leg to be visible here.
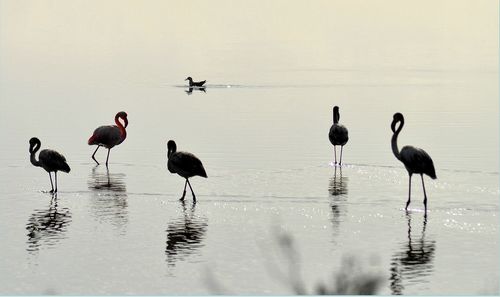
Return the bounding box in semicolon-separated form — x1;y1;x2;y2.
187;179;196;202
334;146;337;165
339;145;344;166
186;179;196;202
421;174;428;213
179;179;187;201
48;172;54;193
105;148;111;167
405;174;412;210
92;145;100;165
54;171;58;193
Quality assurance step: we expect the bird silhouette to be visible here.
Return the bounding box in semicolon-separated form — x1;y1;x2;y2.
328;106;349;165
185;76;206;87
167;140;207;202
88;111;128;166
391;112;436;213
29;137;70;193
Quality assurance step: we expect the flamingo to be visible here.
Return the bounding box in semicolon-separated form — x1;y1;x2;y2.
391;112;436;213
185;76;206;87
29;137;71;193
328;106;349;165
167;140;207;202
88;111;128;166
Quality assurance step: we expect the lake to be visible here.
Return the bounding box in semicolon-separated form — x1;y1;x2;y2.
0;1;498;295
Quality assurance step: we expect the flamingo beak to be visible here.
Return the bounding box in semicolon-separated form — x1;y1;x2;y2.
124;117;129;128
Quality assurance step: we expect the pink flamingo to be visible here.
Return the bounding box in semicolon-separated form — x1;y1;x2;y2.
88;111;128;166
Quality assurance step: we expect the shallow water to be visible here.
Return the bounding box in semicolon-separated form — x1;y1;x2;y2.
0;1;499;295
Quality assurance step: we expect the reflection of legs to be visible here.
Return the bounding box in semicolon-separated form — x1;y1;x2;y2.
92;145;100;165
187;179;196;202
334;146;337;165
180;179;187;201
339;146;344;166
105;148;111;167
48;172;54;193
405;174;412;210
421;174;428;213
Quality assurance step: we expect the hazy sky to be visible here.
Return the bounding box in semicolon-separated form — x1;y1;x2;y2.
1;0;497;85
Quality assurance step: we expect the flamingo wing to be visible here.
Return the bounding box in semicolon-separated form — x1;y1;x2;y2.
329;124;349;145
39;149;71;173
89;125;123;148
400;146;436;179
168;152;207;178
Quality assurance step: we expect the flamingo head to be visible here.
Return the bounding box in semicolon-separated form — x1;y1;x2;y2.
167;140;177;157
391;112;404;133
29;137;40;153
116;111;128;128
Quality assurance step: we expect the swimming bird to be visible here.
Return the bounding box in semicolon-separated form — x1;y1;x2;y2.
29;137;71;193
391;112;436;213
167;140;207;202
185;77;206;87
328;106;349;165
88;111;128;166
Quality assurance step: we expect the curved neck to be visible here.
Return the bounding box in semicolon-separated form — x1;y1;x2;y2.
167;146;176;159
30;143;41;167
115;115;127;139
391;122;403;160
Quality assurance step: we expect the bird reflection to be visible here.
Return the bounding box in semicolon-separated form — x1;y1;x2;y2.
329;166;348;233
88;166;128;230
389;214;436;295
185;87;206;95
165;200;208;266
26;193;71;253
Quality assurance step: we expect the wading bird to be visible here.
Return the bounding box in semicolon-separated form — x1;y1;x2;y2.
29;137;71;193
185;76;206;87
88;111;128;166
391;112;436;213
167;140;207;202
328;106;349;165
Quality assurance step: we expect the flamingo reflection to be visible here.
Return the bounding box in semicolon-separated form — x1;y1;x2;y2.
88;166;128;230
389;214;436;295
26;193;72;253
329;166;348;235
165;200;208;266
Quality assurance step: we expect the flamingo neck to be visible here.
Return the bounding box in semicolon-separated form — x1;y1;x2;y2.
333;110;339;124
391;127;402;160
167;147;176;159
30;144;41;167
115;115;127;139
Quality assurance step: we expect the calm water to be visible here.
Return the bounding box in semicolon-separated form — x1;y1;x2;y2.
0;1;499;295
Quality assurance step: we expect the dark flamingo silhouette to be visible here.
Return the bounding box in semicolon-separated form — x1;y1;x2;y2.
29;137;70;193
391;112;436;213
185;76;206;87
167;140;207;202
88;111;128;166
328;106;349;165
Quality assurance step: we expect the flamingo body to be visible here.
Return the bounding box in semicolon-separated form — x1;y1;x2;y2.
399;145;436;179
29;137;70;192
167;140;207;202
